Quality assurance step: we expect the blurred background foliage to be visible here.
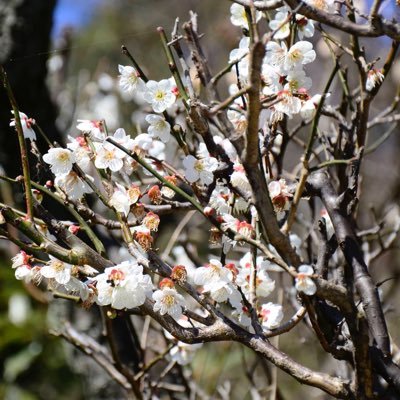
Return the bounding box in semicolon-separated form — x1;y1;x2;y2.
1;0;400;399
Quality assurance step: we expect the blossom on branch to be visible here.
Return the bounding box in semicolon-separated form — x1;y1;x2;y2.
268;178;292;213
230;3;261;29
152;278;185;319
10;111;36;141
260;302;284;330
366;69;384;91
55;171;92;200
43;148;75;176
146;114;171;143
76;119;105;141
95;262;152;310
40;256;72;285
94;142;126;172
143;79;176;113
183;154;218;185
295;265;317;295
118;64;146;95
109;183;141;216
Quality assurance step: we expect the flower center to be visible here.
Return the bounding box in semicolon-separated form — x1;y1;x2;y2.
57;152;70;162
288;79;299;91
155;90;166;101
289;49;302;62
108;268;125;284
128;74;138;84
194;160;204;172
104;149;115;160
162;293;176;307
53;261;65;272
155;121;166;130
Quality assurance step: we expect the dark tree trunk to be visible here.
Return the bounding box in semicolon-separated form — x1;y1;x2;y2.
0;0;62;179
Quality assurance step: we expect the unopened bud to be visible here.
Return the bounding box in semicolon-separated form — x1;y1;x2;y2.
68;225;80;235
204;206;215;216
159;277;175;289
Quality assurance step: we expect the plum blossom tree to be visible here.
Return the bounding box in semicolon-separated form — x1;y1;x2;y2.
2;0;400;399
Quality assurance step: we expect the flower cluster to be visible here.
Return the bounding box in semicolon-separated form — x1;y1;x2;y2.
192;255;285;332
7;2;326;377
229;4;321;122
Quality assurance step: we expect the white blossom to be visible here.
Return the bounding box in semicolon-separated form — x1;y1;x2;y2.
269;7;291;40
55;171;92;200
237;268;275;299
76;119;105;141
109;128;135;151
230;163;251;193
261;64;281;96
295;15;315;39
152;287;185;319
222;213;254;239
300;93;328;120
183;155;218;185
229;36;250;63
285;69;312;92
96;262;153;310
64;277;92;301
268;178;292;212
43;148;75;176
132;133;153;154
143;79;176;113
366;69;384;91
109;183;140;216
11;250;31;269
266;41;316;72
10;111;36;141
209;182;231;215
230;3;262;28
40;256;72;285
227;109;248;134
14;265;40;283
300;98;317;120
146;114;171;143
94;142;126;172
285;41;316;70
237;253;276;298
295;265;317;295
193;259;233;293
210;283;242;308
118;64;146;95
260;302;284;330
67;136;91;172
274;91;302;118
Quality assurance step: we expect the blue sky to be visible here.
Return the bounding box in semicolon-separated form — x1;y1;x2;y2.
52;0;104;38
